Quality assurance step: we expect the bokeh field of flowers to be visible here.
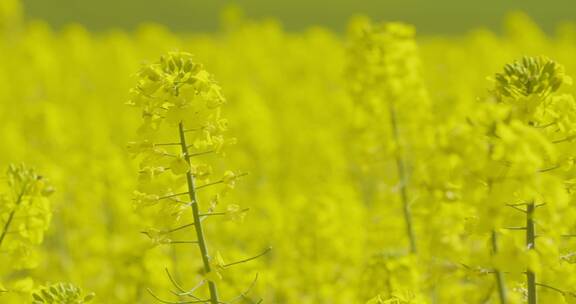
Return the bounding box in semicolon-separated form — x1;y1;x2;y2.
2;0;576;303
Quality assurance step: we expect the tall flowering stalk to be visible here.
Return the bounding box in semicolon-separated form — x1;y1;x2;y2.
0;164;53;300
0;164;53;272
0;164;95;302
492;56;573;304
455;56;576;303
128;52;267;304
346;19;433;303
347;19;430;255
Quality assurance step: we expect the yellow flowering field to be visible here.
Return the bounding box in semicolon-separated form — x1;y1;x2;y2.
2;0;576;303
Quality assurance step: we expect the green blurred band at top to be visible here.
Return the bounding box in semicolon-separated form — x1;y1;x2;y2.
18;0;576;35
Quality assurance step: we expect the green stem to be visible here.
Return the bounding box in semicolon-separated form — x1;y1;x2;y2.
222;247;271;268
526;202;537;304
491;230;507;304
0;185;28;249
388;104;417;254
179;121;220;304
165;222;196;234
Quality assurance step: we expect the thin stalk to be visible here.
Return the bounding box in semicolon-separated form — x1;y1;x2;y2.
535;283;565;295
169;240;200;244
199;208;249;218
491;230;507;304
222;247;272;268
0;185;28;249
196;181;224;190
155;143;182;147
158;192;190;200
188;150;215;157
165;222;196;234
526;202;536;304
179;121;220;304
388;104;417;254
